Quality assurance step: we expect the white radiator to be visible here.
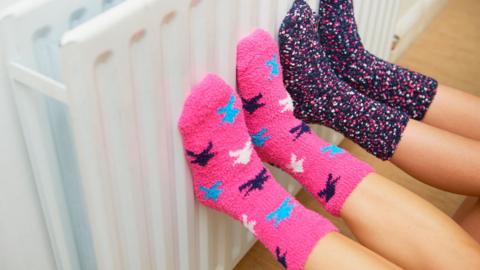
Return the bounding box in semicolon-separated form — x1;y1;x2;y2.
0;0;399;269
353;0;401;60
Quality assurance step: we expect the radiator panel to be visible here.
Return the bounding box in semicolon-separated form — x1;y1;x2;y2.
1;0;399;269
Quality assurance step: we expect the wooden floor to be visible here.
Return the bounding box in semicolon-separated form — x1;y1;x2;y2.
235;0;480;269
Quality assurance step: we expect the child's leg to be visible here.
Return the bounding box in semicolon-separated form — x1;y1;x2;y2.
423;84;480;140
392;117;480;251
341;173;480;270
409;84;480;238
305;232;400;270
453;197;480;243
391;120;480;195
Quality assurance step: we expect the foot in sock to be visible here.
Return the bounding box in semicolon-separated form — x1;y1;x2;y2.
318;0;438;120
278;0;410;160
178;74;337;270
237;29;373;215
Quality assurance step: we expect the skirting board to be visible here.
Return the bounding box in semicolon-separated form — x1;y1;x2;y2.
391;0;448;62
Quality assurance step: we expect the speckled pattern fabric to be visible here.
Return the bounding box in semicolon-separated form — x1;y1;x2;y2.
318;0;438;120
278;0;409;160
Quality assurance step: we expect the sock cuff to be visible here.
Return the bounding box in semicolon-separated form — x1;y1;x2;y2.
382;111;410;160
324;166;373;215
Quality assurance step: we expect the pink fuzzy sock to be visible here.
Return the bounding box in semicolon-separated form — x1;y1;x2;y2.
178;74;337;269
236;29;374;215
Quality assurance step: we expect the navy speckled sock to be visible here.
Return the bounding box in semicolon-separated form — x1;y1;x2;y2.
279;0;409;160
318;0;438;120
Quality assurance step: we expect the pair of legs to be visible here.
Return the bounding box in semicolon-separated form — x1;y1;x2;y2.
280;85;480;267
182;81;480;270
306;173;480;269
235;85;480;269
304;171;480;270
310;84;480;269
390;84;480;241
184;29;480;268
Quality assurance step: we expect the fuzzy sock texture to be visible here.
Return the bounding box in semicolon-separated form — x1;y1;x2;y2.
318;0;438;120
178;74;337;270
237;29;374;215
278;0;410;160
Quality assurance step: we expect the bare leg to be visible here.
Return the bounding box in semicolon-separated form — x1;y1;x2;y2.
341;173;480;270
422;84;480;237
423;84;480;140
390;120;480;195
305;232;399;270
453;197;480;243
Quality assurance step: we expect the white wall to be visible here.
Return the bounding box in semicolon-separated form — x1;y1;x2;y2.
0;0;14;9
0;34;56;270
0;1;57;270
